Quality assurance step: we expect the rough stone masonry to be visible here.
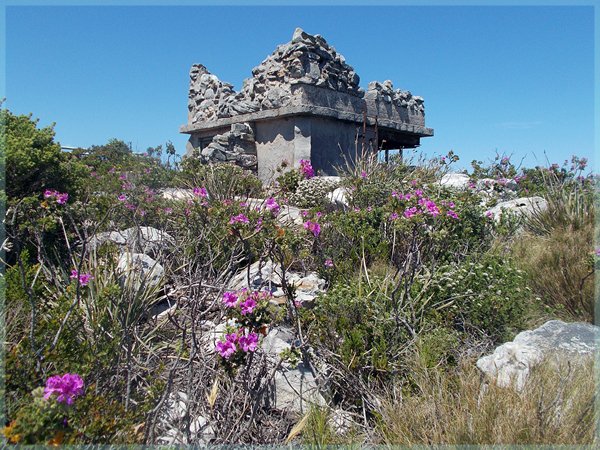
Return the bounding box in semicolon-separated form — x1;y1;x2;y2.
180;28;434;182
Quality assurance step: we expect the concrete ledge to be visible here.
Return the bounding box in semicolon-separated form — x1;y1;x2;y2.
180;104;433;137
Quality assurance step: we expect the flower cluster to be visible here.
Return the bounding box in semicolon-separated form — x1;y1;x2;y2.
193;186;208;198
229;213;250;225
390;188;460;221
222;289;270;315
43;190;69;205
70;269;93;286
265;197;280;216
215;331;259;359
303;220;321;237
299;159;315;179
44;373;84;405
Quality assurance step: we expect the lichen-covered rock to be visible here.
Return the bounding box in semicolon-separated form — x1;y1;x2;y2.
289;176;339;207
476;320;599;391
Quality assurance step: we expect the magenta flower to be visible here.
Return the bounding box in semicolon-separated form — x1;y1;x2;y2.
238;332;259;352
485;211;494;219
78;273;94;286
240;297;257;315
229;213;250;225
303;221;321;237
390;212;399;221
163;207;173;214
595;248;600;257
299;159;315;178
56;193;69;205
419;198;440;217
360;171;367;179
301;210;309;217
223;291;238;308
414;189;424;198
70;269;79;279
193;187;208;198
44;373;84;405
118;194;127;202
447;210;459;220
44;189;57;198
265;197;280;215
403;207;419;219
119;173;127;180
215;339;237;359
324;259;334;268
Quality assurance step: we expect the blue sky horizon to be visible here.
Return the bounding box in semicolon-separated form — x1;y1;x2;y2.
4;4;596;172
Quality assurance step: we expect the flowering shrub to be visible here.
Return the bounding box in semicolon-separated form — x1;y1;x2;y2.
43;373;85;405
299;159;315;178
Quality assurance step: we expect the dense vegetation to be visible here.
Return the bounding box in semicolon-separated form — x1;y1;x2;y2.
2;108;597;445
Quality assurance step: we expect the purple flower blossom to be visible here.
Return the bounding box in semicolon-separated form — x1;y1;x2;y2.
70;269;79;279
299;159;315;179
229;213;250;225
163;207;173;214
44;189;57;198
119;174;127;181
78;273;94;286
301;210;309;217
240;297;257;315
415;189;424;198
485;211;494;219
419;198;440;217
238;332;259;352
223;291;238;308
44;373;84;405
324;259;334;268
595;248;600;257
215;339;236;359
193;186;208;198
118;194;127;202
403;207;419;219
390;212;400;221
265;197;280;215
303;221;321;237
360;171;367;179
447;210;459;220
55;192;69;204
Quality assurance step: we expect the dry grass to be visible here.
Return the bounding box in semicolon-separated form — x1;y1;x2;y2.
511;221;595;322
375;356;596;446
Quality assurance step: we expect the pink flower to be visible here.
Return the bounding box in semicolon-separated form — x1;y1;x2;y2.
447;210;459;220
238;332;259;352
78;273;94;286
163;207;173;214
265;197;280;215
240;297;257;315
70;269;79;279
119;174;127;180
485;211;494;219
229;213;250;225
403;207;418;219
55;193;69;205
414;189;424;198
303;221;321;237
215;339;236;359
419;198;440;217
360;171;367;179
299;159;315;178
223;291;238;308
118;194;127;202
44;189;57;198
390;212;399;220
193;187;208;198
44;373;84;405
301;210;309;217
324;259;334;267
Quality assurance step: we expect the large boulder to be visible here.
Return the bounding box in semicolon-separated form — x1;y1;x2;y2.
117;252;164;290
485;196;548;222
262;326;326;416
90;226;175;257
440;173;470;189
476;320;599;391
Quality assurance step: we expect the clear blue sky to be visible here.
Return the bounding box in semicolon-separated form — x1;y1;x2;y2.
3;4;595;171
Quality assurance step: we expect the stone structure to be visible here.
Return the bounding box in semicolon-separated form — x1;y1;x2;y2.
181;28;434;182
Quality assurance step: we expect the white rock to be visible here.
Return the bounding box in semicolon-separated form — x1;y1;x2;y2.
476;320;599;391
440;173;470;189
485;196;548;222
327;187;350;207
117;252;164;290
262;326;326;416
90;226;174;256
